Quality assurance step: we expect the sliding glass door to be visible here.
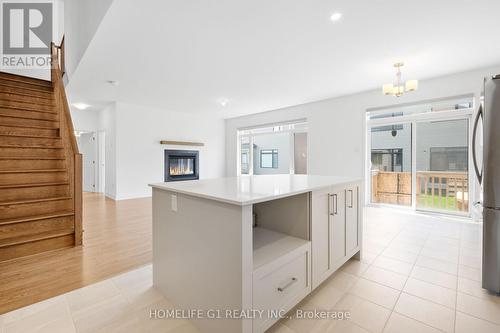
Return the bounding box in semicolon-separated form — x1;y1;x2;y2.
370;123;412;207
366;97;474;216
416;119;469;213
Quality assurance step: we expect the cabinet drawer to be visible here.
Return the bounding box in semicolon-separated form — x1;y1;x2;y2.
253;245;311;333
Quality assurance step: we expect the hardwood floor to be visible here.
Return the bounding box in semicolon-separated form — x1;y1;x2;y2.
0;192;152;314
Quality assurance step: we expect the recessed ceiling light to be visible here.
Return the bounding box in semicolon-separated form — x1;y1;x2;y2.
218;98;229;107
106;80;120;86
72;103;90;110
330;12;343;22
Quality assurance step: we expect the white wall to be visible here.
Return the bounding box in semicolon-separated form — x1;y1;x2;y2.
70;108;99;132
1;0;112;80
71;101;226;200
113;102;226;200
63;0;114;80
226;65;500;213
226;65;500;181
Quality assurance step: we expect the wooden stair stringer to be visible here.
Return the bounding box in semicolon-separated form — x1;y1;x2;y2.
0;42;82;262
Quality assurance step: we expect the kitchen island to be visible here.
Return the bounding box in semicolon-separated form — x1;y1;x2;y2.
150;175;363;333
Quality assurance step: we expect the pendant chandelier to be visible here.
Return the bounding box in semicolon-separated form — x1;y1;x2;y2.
382;63;418;97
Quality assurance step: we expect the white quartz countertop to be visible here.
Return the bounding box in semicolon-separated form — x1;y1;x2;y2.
149;175;362;206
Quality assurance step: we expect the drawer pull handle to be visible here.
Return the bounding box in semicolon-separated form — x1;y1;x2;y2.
334;194;338;215
348;189;353;208
277;277;297;292
328;194;334;216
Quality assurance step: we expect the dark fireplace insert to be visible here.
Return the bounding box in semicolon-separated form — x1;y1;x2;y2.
164;150;199;182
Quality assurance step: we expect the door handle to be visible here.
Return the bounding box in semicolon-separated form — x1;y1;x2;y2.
472;104;483;185
334;194;338;215
328;194;334;216
348;189;354;208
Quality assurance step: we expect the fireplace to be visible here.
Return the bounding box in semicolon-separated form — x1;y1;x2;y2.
164;150;199;182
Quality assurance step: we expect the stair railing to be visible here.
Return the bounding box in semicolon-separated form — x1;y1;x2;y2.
51;37;83;245
52;36;66;78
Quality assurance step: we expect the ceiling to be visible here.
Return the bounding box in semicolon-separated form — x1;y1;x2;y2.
67;0;500;118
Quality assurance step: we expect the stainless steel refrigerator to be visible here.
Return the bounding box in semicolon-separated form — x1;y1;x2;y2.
473;74;500;293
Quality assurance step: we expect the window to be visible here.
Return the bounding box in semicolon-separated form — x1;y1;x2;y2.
241;152;249;165
260;149;278;168
241;151;249;174
371;124;404;133
240;137;250;174
367;100;472;214
237;120;308;175
371;148;403;172
367;96;474;120
430;147;468;171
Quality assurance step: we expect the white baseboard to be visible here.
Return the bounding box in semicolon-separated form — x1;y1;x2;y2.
105;193;117;200
113;193;152;201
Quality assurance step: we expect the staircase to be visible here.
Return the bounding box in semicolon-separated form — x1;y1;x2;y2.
0;41;83;262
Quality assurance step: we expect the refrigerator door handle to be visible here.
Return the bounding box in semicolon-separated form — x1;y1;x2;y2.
472;104;483;185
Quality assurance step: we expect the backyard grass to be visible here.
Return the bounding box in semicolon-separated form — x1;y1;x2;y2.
417;194;460;210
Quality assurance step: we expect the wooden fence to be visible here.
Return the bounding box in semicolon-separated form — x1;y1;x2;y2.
371;171;412;206
371;171;469;212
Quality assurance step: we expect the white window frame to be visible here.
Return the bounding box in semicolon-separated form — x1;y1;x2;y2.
237;119;308;176
366;107;475;217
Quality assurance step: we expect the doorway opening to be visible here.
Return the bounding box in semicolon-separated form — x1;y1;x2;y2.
76;130;106;193
366;96;475;216
237;120;308;175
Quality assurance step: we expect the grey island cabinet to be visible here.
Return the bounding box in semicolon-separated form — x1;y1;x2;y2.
149;175;363;333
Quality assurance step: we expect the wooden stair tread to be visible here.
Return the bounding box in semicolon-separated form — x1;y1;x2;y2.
0;114;58;121
0;82;53;94
0;181;69;189
0;230;74;248
0;169;67;174
0;123;60;130
0;92;54;100
0;144;63;149
0;210;74;226
0;105;56;114
0;99;55;107
0;64;81;261
0;195;71;205
0;72;52;87
0;133;60;139
0;82;53;93
0;169;66;174
0;156;65;160
0;106;57;115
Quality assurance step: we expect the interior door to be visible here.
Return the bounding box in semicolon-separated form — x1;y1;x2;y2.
293;132;308;174
346;185;359;253
78;132;97;192
97;131;106;193
330;187;346;267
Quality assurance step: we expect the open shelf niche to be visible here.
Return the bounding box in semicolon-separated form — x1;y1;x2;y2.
252;192;311;271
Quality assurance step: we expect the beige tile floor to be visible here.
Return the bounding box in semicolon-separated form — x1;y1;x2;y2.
1;207;499;333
